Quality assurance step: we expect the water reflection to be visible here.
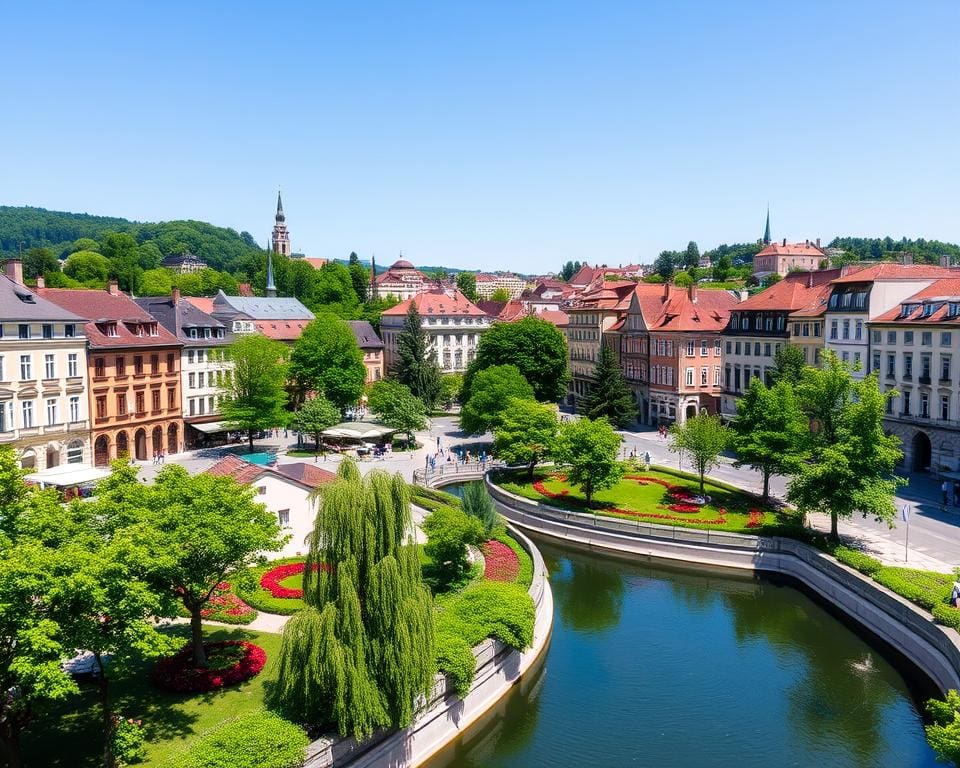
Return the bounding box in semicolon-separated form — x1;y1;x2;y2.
545;548;626;634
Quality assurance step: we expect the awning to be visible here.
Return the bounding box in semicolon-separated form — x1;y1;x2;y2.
320;422;398;441
25;463;111;488
188;421;231;434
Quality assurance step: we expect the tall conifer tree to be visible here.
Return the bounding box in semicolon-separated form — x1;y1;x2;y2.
273;460;435;737
393;302;441;408
581;343;637;427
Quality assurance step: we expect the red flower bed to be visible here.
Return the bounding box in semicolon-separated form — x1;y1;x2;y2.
625;475;681;491
152;641;266;693
260;562;330;599
746;508;764;528
605;506;726;525
481;540;520;582
532;480;569;500
198;582;256;622
666;503;701;513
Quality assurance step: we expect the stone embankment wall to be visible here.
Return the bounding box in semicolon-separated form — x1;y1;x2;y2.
303;469;552;768
485;476;960;695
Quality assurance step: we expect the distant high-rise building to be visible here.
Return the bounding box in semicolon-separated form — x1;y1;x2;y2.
272;190;291;257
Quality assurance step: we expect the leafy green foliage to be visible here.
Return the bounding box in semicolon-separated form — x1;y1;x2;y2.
170;711;309;768
219;335;290;451
788;352;906;539
559;260;583;281
460;365;534;435
770;344;807;386
23;246;59;279
456;272;478;302
669;414;729;494
829;236;960;264
489;287;511;303
291;394;341;453
393;302;442;408
554;416;623;503
367;380;427;439
434;631;477;697
464;316;569;402
831;547;882;576
925;689;960;765
438;581;534;650
733;379;807;500
273;462;435;738
423;505;485;583
438;373;463;409
581;344;638;427
460;481;499;537
290;314;366;410
493;398;559;478
63;250;111;285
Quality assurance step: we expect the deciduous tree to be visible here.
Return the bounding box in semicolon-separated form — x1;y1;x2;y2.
63;250;110;285
455;272;477;302
392;302;442;408
581;344;637;427
460;365;534;435
292;394;341;453
290;314;367;410
771;343;808;386
489;287;511;303
22;247;59;280
669;414;730;494
367;380;427;441
554;416;623;504
493;398;559;478
219;334;290;452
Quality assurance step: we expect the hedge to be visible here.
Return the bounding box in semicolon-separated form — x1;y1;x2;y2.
833;546;883;577
492;531;534;588
169;711;308;768
233;558;307;615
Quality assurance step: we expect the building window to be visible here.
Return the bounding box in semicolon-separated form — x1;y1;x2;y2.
904;331;914;345
198;372;205;388
725;341;732;354
687;340;695;356
135;392;145;414
167;353;175;372
714;339;721;355
903;391;911;415
700;367;708;386
68;353;78;377
19;355;31;381
904;353;913;378
187;350;195;364
21;400;34;428
942;394;951;421
18;324;29;339
278;509;290;527
921;355;931;379
0;356;4;381
830;320;838;340
45;398;58;426
64;324;75;338
151;354;159;373
69;396;80;422
853;351;861;368
116;356;125;375
188;372;196;389
842;320;850;340
700;340;708;356
922;331;932;346
764;343;771;357
942;332;953;347
208;395;215;412
117;394;127;416
44;354;55;379
152;390;161;411
95;358;105;378
96;396;107;419
920;392;930;418
855;321;863;340
168;387;176;409
886;392;894;415
872;351;880;373
887;331;897;344
42;324;53;339
685;368;694;387
942;356;952;382
134;356;143;375
67;440;83;463
871;330;881;343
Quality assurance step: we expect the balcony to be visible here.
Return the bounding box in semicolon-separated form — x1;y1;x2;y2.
902;374;912;381
941;378;952;385
919;375;932;385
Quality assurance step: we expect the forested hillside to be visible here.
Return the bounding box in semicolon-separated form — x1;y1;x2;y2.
827;236;960;263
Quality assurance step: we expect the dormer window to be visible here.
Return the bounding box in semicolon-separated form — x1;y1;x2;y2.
950;303;960;317
98;322;119;337
188;328;198;339
922;303;938;317
901;303;918;317
15;291;35;305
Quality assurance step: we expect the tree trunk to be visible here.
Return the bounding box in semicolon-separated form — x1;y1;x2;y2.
315;434;320;453
527;461;536;480
96;653;117;768
762;470;770;503
698;468;705;494
190;607;207;667
0;724;23;768
248;429;254;453
830;510;839;541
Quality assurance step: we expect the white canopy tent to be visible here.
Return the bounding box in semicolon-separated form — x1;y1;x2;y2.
320;422;398;441
24;463;111;489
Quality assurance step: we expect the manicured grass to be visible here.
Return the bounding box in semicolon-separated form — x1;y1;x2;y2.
21;626;283;768
499;466;800;535
234;557;306;615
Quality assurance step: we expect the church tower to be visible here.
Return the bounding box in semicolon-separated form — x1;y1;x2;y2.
762;206;771;246
272;190;291;257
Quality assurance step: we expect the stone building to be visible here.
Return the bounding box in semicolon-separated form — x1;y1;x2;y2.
373;258;431;302
347;320;384;384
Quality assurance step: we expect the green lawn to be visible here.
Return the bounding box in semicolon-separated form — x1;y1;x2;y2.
22;626;283;768
234;557;307;614
499;466;801;535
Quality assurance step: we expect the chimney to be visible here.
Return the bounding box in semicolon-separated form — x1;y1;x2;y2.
3;259;23;285
782;238;787;247
171;286;181;304
35;275;45;289
108;279;121;296
902;253;913;266
688;282;698;303
662;282;671;301
807;271;813;288
940;255;951;268
738;289;749;302
816;237;821;248
805;239;809;246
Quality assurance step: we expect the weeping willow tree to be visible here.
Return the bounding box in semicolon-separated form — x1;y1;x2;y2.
272;459;436;738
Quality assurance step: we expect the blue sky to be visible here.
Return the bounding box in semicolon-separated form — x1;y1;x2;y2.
2;1;958;272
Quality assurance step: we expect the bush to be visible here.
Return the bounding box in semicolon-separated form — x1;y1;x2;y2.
492;531;534;588
171;711;309;768
462;481;500;536
925;689;960;766
438;581;534;650
111;716;145;766
435;630;477;697
423;505;485;583
933;603;960;631
409;485;463;508
873;567;953;611
153;641;266;693
833;546;883;576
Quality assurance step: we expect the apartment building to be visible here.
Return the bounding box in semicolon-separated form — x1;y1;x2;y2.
868;278;960;472
825;263;955;379
565;281;636;406
720;270;838;418
475;272;527;300
0;262;90;470
135;288;234;449
752;239;826;278
40;283;184;465
612;283;738;425
380;289;490;373
347;320;384;384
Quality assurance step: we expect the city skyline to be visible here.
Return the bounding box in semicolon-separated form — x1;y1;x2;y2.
2;1;958;272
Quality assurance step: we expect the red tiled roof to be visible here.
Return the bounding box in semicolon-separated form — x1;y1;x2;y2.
569;280;636;311
185;296;215;313
830;263;958;284
38;287;181;348
303;258;329;269
206;455;266;485
631;283;739;332
254;320;311;340
381;289;487;317
274;462;336;488
872;278;960;322
756;242;826;258
736;269;840;312
539;309;569;327
477;300;507;318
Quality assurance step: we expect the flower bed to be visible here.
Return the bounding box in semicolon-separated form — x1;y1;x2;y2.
259;562;329;600
153;640;267;693
606;506;727;525
183;582;257;624
532;480;569;500
666;503;701;513
746;508;764;528
481;539;520;582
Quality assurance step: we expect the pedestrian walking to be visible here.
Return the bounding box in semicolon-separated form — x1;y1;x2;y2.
942;479;951;505
952;580;960;608
644;451;651;469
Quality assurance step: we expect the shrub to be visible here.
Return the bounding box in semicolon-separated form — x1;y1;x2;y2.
925;690;960;766
873;567;953;611
462;481;500;536
440;581;534;650
933;603;960;631
171;711;309;768
833;547;883;576
423;505;485;582
410;485;463;508
111;716;145;766
435;630;477;697
493;532;534;587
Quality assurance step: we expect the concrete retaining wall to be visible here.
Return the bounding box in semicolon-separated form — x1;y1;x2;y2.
486;475;960;695
303;476;553;768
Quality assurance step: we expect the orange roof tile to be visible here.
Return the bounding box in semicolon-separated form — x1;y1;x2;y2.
872;278;960;322
185;296;215;314
736;269;841;312
830;263;958;284
631;283;739;332
206;455;266;485
381;289;487;317
756;241;826;258
254;320;311;340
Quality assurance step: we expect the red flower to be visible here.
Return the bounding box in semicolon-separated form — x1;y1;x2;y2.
532;480;569;500
746;508;764;528
195;582;255;623
259;561;330;599
481;540;520;582
152;641;266;693
666;503;701;513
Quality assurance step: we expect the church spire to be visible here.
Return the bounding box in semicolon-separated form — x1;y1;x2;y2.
266;247;277;298
763;205;771;246
370;254;378;301
271;189;291;257
276;189;285;222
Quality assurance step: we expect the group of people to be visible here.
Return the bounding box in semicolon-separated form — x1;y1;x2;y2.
656;424;669;440
426;438;487;472
939;479;960;507
151;451;166;465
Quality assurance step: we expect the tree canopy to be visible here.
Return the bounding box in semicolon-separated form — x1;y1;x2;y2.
292;394;342;453
771;344;807;386
219;335;290;451
493;398;559;478
581;344;637;427
669;414;730;493
455;272;478;302
554;416;623;503
464;316;569;403
460;365;534;435
290;315;366;410
367;380;427;440
392;302;442;408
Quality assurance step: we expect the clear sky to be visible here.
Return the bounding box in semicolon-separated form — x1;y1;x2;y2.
2;1;958;273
